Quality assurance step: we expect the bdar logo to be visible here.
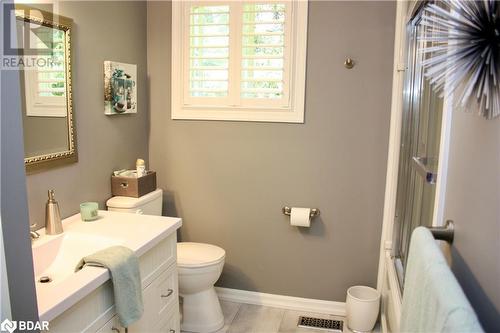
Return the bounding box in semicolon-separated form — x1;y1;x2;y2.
0;319;17;333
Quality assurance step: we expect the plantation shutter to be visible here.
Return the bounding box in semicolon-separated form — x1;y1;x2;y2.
188;5;230;99
24;27;67;117
173;1;307;122
36;29;66;98
241;3;287;101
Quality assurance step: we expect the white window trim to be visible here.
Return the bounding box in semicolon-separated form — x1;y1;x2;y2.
171;0;308;123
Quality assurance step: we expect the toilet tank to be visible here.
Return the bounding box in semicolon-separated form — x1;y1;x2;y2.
106;189;163;216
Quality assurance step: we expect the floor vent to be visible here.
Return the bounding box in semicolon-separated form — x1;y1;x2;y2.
297;316;343;332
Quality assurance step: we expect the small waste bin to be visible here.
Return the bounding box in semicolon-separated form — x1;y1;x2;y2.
346;286;381;332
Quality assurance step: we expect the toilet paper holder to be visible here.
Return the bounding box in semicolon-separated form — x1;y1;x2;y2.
282;206;320;218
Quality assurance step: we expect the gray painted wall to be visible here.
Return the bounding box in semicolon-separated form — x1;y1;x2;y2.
26;1;149;229
443;111;500;332
148;1;396;300
22;112;69;157
1;1;39;323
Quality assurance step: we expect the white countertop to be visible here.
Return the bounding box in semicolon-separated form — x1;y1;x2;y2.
32;210;182;322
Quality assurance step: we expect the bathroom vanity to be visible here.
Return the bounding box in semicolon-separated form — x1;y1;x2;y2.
31;211;182;332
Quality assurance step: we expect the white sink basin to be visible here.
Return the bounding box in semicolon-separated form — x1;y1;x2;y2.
32;232;122;284
32;210;182;322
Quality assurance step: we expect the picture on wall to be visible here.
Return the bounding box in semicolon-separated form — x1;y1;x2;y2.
104;61;137;115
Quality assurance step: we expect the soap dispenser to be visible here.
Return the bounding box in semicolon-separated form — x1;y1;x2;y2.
45;190;63;235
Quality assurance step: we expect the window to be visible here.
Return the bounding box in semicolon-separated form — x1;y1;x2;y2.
172;1;308;123
24;27;67;117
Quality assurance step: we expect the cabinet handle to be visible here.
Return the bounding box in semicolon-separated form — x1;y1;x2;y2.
161;289;174;298
169;330;175;333
111;327;120;333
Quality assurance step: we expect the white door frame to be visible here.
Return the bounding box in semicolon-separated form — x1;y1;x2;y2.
376;1;454;331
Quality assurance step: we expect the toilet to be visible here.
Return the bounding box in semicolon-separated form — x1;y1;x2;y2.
177;242;225;333
106;189;226;333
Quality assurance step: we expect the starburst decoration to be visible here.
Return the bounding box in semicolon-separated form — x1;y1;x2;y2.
420;0;500;119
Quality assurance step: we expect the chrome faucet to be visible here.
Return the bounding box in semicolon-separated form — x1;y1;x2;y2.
30;223;40;242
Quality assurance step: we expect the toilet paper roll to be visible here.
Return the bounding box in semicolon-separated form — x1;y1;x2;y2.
290;207;311;227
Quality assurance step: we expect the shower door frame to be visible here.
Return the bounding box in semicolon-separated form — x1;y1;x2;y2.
376;1;454;332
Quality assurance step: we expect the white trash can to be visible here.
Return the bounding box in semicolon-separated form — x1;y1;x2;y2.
346;286;381;332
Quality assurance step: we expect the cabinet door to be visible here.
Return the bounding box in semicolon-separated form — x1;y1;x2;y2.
96;315;122;333
128;264;179;332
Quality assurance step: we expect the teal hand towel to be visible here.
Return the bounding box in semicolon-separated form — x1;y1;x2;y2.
400;227;483;333
75;246;143;327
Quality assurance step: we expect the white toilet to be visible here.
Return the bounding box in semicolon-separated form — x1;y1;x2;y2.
177;242;225;333
106;189;226;333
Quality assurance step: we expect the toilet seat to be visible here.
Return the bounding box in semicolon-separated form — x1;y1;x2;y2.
177;242;225;268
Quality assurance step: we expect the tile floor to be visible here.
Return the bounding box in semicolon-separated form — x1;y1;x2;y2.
183;300;365;333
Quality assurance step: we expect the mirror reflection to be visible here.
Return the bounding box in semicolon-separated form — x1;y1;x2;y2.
16;6;76;172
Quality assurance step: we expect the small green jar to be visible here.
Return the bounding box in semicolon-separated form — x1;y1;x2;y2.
80;202;99;221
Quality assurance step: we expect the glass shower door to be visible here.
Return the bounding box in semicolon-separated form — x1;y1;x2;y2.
392;7;444;289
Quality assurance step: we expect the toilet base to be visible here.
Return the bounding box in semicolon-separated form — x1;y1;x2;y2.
181;287;224;333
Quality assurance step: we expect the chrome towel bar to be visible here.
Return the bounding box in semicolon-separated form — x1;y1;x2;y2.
282;206;320;218
427;220;455;244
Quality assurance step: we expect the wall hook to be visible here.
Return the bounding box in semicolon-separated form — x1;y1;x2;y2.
344;57;355;69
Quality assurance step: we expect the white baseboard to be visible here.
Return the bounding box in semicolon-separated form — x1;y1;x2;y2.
215;287;346;317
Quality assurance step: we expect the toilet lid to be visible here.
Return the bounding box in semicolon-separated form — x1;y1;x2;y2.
177;242;225;268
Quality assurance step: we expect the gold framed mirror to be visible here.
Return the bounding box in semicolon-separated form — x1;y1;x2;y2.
15;5;77;173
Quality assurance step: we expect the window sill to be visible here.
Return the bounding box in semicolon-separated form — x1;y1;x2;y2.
172;108;305;123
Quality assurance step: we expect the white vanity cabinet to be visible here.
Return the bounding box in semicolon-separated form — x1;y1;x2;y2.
46;233;180;333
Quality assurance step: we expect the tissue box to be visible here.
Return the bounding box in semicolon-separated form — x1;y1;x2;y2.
111;171;157;198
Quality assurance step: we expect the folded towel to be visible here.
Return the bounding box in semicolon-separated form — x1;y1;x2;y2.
400;227;483;333
75;246;143;327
